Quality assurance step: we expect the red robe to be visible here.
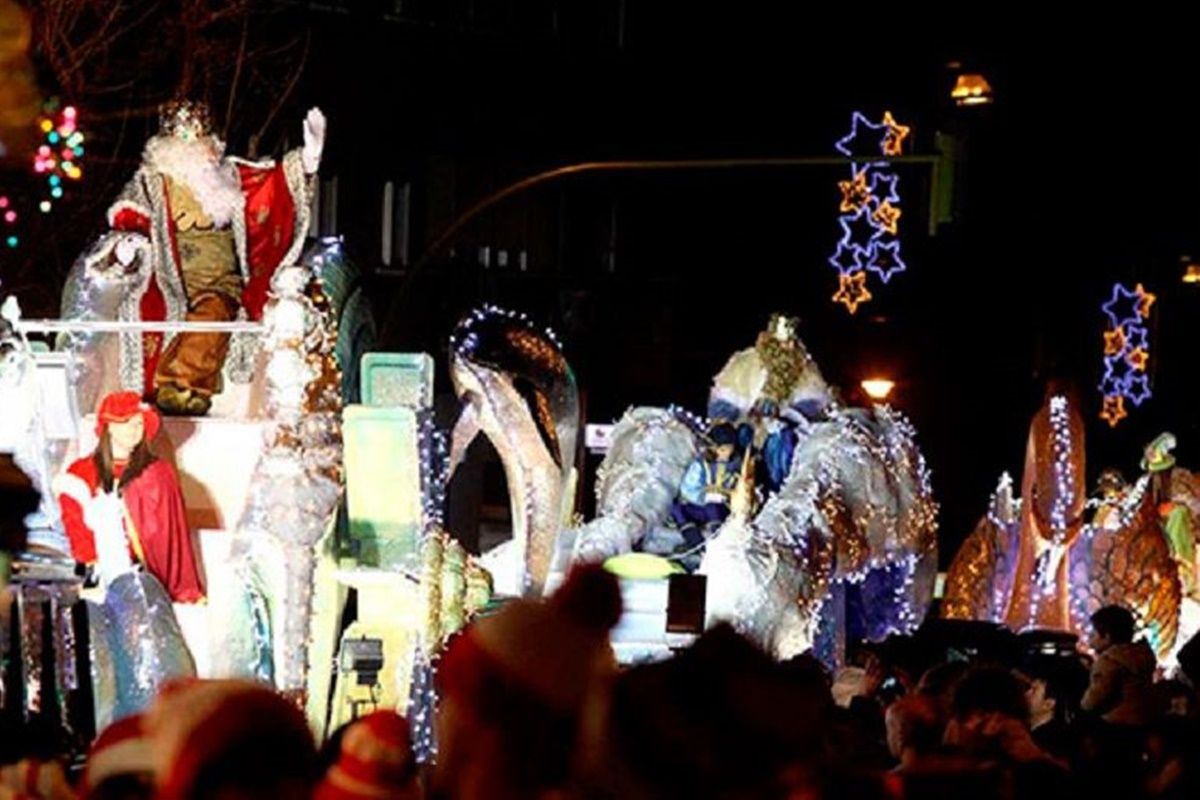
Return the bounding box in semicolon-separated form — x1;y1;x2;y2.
56;457;206;603
108;157;307;397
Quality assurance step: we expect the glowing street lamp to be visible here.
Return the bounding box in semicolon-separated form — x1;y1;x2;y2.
951;73;993;106
861;378;896;401
1182;257;1200;284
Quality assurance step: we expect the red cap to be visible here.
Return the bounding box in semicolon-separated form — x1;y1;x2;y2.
95;390;160;442
82;714;153;796
315;711;418;800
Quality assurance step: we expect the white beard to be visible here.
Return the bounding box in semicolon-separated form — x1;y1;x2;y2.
143;135;243;227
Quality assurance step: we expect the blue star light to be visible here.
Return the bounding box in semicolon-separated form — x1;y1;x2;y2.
869;172;901;204
828;240;869;275
835;112;887;159
1101;283;1144;329
865;239;907;283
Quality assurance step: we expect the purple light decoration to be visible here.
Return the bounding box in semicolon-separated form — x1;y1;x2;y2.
865;239;907;284
869;172;901;204
829;240;869;275
834;112;887;159
828;111;909;311
1098;281;1154;423
1101;283;1146;329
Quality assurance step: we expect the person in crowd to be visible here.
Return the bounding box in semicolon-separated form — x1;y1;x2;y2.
315;710;420;800
1081;604;1156;727
432;565;622;800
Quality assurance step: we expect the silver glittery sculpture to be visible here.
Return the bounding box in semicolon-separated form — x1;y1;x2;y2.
569;319;938;663
448;306;579;597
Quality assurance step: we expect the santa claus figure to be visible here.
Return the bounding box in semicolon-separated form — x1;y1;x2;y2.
54;390;205;603
75;100;325;415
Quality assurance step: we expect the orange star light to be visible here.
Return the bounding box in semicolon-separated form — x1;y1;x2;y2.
838;170;871;212
1102;326;1127;356
871;201;902;234
881;111;910;156
833;270;872;314
1125;347;1149;371
1100;394;1127;427
1135;283;1156;318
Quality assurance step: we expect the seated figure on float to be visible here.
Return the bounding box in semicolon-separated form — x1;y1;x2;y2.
55;391;204;603
1141;434;1200;599
942;388;1183;660
567;314;938;665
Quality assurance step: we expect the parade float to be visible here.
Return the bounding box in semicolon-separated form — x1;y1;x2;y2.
942;389;1200;662
0;101;491;752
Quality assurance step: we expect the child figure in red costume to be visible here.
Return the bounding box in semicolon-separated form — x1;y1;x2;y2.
55;391;205;603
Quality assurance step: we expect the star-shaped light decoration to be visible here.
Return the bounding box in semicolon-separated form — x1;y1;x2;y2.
1101;283;1148;328
1125;347;1149;372
1134;283;1156;318
865;239;907;283
833;270;872;313
838;170;872;212
837;205;884;250
881;111;910;156
869;172;900;203
871;201;902;235
1098;281;1155;425
835;112;887;158
1100;395;1127;427
1102;326;1127;357
828;240;869;275
1125;372;1152;406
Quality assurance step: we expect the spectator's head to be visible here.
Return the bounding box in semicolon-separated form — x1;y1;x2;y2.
315;711;417;800
584;625;833;799
952;666;1030;726
885;694;942;761
82;714;154;800
917;660;970;724
145;679;318;800
1018;657;1088;728
433;564;621;800
1090;605;1135;652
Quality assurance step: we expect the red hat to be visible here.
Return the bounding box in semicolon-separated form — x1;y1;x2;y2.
315;711;418;800
95;390;160;442
145;679;317;800
81;714;153;797
438;564;622;714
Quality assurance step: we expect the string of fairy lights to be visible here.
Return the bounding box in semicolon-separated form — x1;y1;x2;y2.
1;99;86;251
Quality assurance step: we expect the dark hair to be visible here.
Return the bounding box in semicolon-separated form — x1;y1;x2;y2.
709;423;738;448
1020;656;1089;725
953;666;1030;724
87;773;155;800
93;428;157;493
1091;605;1135;644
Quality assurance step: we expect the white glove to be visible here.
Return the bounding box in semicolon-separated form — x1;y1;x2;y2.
85;491;134;590
113;234;146;269
301;107;326;174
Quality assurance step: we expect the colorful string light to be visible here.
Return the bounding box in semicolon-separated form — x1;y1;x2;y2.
1099;282;1155;426
829;110;910;312
1;99;86;252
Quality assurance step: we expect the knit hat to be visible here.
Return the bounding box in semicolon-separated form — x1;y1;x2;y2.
438;564;622;714
314;711;418;800
95;391;160;442
144;679;317;800
81;714;153;797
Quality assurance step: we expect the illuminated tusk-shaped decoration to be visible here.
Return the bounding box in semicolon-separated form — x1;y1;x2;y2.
449;306;578;597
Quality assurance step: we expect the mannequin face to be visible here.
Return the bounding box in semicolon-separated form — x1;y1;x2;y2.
108;415;145;460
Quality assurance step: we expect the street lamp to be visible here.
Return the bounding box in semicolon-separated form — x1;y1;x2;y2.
861;378;895;401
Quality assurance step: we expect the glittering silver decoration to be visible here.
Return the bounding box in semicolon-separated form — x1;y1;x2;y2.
89;572;195;725
449;306;578;596
214;266;343;696
570;407;700;563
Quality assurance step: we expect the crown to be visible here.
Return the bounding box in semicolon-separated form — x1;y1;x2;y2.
765;313;799;342
159;100;214;141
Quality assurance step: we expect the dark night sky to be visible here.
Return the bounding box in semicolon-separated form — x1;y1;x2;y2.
291;9;1200;561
